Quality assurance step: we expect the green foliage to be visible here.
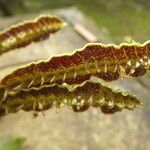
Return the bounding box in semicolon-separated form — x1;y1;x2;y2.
0;137;26;150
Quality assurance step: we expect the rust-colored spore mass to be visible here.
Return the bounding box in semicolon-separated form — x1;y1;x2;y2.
0;15;64;55
1;41;150;93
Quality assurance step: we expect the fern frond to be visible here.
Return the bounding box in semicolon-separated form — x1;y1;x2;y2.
0;15;65;56
0;81;142;117
1;41;150;93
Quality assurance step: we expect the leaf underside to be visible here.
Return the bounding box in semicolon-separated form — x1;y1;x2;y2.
1;41;150;94
0;81;142;117
0;15;65;56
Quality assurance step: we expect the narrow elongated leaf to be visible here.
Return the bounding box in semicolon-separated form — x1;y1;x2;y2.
0;81;142;117
0;15;65;55
1;41;150;94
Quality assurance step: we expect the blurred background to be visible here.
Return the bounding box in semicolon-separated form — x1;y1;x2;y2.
0;0;150;42
0;0;150;150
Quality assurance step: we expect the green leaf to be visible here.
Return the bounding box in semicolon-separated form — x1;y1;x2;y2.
0;137;26;150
